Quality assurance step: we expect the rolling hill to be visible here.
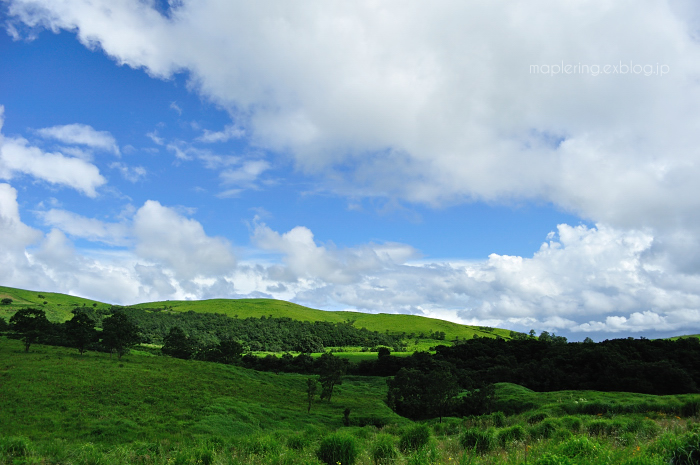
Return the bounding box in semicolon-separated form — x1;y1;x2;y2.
0;285;513;341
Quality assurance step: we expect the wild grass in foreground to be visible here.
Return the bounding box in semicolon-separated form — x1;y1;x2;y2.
3;337;700;464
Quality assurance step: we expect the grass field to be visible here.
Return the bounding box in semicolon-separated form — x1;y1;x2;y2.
3;337;700;465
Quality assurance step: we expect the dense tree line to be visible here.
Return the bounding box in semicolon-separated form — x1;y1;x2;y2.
6;308;140;358
353;336;700;396
116;307;400;352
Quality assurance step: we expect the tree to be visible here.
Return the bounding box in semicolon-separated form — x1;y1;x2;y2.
316;353;347;402
306;378;318;413
202;338;243;364
386;367;461;421
1;298;13;305
162;326;197;359
64;311;98;355
9;308;50;352
101;312;140;359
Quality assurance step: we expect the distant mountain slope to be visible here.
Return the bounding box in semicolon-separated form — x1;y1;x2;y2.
0;285;106;322
130;298;512;340
0;284;511;340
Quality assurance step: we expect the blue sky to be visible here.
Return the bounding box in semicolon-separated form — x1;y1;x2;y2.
2;1;700;340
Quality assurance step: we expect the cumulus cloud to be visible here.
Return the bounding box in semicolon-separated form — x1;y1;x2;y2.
36;123;120;155
133;200;236;281
38;209;131;246
7;0;700;232
0;184;238;303
0;106;107;197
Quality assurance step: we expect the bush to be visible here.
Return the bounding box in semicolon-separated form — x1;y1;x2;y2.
529;419;559;440
287;433;311;451
496;425;525;446
527;412;549;424
587;419;614;436
460;428;495;453
317;433;359;465
682;400;700;418
560;416;582;433
399;424;431;452
371;434;399;465
557;436;598;458
491;411;506;427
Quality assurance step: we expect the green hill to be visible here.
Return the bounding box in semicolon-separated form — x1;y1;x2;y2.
0;285;107;323
131;298;512;340
0;285;513;341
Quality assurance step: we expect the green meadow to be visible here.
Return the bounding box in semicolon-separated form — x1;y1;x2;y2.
3;337;700;465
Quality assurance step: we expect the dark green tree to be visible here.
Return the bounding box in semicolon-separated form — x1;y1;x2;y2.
386;367;460;421
64;311;98;355
202;338;243;364
306;377;318;413
1;298;13;305
9;308;50;352
101;312;140;359
317;352;347;402
162;326;197;359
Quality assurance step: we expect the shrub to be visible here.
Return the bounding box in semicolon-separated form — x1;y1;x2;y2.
587;419;614;436
682;400;700;418
560;416;582;433
496;425;525;446
371;434;399;465
557;436;598;458
626;417;660;439
529;419;559;440
527;412;549;424
287;433;311;451
491;411;506;427
460;428;495;453
399;424;431;452
317;433;359;465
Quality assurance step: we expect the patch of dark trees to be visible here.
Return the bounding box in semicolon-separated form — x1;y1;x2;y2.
115;307;401;352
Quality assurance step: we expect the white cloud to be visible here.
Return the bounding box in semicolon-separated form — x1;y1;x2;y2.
110;162;147;182
220;159;270;189
38;208;131;246
0;107;107;197
133;200;236;281
36;123;120;155
7;0;700;234
198;124;244;143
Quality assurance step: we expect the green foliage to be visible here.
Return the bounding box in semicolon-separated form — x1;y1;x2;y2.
161;326;197;359
529;418;560;440
556;436;599;458
496;424;525;446
399;424;431;452
370;434;399;465
460;427;495;453
668;432;700;465
316;433;358;465
317;352;347;402
101;312;141;359
9;307;50;352
1;297;13;305
0;436;30;458
533;452;573;465
64;311;98;355
387;367;461;420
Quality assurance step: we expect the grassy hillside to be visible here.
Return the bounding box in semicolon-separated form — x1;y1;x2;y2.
0;284;513;341
3;338;700;465
0;337;405;444
130;298;512;340
0;285;106;323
